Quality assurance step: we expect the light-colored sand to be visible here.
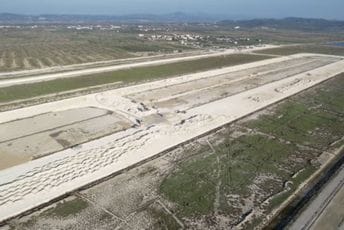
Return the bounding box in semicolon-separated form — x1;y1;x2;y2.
0;107;132;166
0;53;342;222
0;45;277;87
0;152;30;171
0;107;108;142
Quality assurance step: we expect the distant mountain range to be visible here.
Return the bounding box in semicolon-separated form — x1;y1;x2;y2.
218;17;344;32
0;12;224;24
0;13;344;31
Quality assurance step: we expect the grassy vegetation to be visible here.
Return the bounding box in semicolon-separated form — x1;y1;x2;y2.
256;44;344;56
0;54;270;103
160;152;218;217
9;197;90;229
43;197;89;218
268;165;317;209
218;135;296;194
160;134;302;218
159;75;344;225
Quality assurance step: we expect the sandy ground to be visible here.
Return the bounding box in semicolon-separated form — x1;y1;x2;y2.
0;53;343;222
0;45;277;88
0;107;132;169
0;153;30;171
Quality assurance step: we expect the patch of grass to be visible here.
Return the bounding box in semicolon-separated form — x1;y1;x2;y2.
0;54;271;103
219;136;296;195
43;197;89;218
160;134;299;217
160;152;218;217
292;165;317;187
268;165;316;210
256;45;344;56
8;197;89;229
150;207;182;230
269;191;293;210
305;75;344;114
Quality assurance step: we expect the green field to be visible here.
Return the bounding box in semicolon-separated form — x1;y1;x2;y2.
0;53;271;104
43;197;89;218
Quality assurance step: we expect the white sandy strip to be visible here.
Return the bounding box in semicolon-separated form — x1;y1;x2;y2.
0;45;277;88
0;53;307;123
0;57;342;222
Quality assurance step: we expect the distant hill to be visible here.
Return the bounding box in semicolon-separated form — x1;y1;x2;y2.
0;12;223;24
0;13;34;22
0;13;343;32
218;17;344;32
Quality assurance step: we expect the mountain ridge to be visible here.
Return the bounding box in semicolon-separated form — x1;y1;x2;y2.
0;12;343;32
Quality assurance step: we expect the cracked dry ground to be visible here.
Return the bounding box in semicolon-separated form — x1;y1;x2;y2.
4;75;344;230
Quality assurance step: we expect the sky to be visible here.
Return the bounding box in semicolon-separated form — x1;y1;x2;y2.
1;0;344;20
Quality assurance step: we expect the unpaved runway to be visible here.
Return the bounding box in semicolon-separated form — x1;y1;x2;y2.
0;50;207;79
0;53;343;223
0;45;276;88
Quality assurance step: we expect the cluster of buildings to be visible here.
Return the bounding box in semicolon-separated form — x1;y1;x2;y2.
0;25;22;29
66;25;122;31
138;33;206;47
0;24;124;31
144;33;203;41
138;32;261;48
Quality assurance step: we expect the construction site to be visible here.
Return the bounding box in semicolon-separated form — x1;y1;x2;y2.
0;47;343;229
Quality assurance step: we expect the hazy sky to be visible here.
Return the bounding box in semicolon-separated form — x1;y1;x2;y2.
1;0;343;20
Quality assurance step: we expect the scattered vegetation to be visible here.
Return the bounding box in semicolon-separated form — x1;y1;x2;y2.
160;151;218;217
160;134;308;218
0;29;189;72
43;197;89;218
150;206;182;229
